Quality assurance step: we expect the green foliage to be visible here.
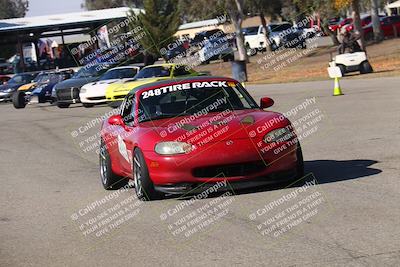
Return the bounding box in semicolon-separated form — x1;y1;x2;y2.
129;0;181;59
0;0;29;19
83;0;143;10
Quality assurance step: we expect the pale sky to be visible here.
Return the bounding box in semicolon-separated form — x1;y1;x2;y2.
26;0;84;17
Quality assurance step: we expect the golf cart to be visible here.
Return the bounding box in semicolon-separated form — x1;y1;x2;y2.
330;51;373;76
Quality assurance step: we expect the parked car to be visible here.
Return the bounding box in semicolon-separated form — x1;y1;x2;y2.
197;33;235;64
328;17;341;32
79;66;141;107
189;29;227;54
0;72;39;102
363;16;400;40
328;17;353;32
12;70;74;109
0;58;13;74
0;75;11;85
244;23;306;56
343;15;385;33
53;63;115;108
105;64;203;107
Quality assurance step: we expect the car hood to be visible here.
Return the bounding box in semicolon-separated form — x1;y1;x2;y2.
18;82;37;91
0;83;20;91
55;77;98;89
107;77;170;93
139;109;290;144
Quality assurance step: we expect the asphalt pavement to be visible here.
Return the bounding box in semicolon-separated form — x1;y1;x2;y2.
0;76;399;266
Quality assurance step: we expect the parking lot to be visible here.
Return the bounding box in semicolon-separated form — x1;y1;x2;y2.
1;76;399;266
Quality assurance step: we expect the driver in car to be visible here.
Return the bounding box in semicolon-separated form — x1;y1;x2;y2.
337;27;362;54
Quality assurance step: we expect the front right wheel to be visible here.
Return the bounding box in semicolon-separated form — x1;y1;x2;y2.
57;102;70;108
99;139;125;190
296;144;305;179
133;148;162;201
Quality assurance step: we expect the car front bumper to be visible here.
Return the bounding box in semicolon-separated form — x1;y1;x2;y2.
0;91;12;100
80;93;107;104
143;138;300;193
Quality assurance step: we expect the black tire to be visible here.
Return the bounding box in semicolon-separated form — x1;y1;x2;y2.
133;148;162;201
296;144;305;179
245;44;257;57
271;41;278;51
83;103;94;108
99;139;125;190
223;54;235;62
365;32;374;41
12;91;26;109
108;101;122;109
57;102;70;108
360;61;373;74
337;64;346;76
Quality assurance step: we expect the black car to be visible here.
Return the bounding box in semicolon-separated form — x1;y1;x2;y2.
0;58;13;74
53;63;115;108
12;70;74;109
0;72;39;102
269;23;307;50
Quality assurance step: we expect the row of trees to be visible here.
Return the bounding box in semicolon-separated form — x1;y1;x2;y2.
83;0;386;63
0;0;29;19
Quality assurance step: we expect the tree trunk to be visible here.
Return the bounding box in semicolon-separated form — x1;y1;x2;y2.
230;0;247;62
259;12;271;52
371;0;384;42
351;0;366;51
321;18;340;46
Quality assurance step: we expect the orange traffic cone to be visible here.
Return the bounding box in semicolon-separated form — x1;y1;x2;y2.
333;77;343;96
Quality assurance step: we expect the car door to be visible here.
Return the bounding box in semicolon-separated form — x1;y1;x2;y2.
117;93;137;174
381;18;394;36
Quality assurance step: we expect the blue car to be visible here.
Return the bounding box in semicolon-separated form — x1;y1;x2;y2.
0;72;39;102
12;70;74;109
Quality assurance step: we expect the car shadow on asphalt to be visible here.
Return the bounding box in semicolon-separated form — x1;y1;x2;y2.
173;159;382;201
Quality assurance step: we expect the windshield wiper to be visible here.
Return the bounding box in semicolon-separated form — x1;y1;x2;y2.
140;113;182;122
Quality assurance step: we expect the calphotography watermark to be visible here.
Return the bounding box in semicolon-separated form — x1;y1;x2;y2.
248;176;326;239
71;182;143;239
250;97;325;157
159;180;236;239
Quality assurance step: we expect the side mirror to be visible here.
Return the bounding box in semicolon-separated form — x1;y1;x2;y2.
260;97;274;109
108;115;125;126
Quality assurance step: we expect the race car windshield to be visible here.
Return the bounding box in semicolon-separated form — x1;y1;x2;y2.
243;27;259;35
134;66;172;79
35;74;51;83
8;74;33;84
270;24;293;32
100;68;138;80
138;82;258;123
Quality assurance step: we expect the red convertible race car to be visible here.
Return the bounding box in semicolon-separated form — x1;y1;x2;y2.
100;76;304;200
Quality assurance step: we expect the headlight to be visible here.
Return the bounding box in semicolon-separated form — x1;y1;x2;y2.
51;86;57;97
80;88;87;94
155;142;194;155
3;88;13;93
264;127;293;143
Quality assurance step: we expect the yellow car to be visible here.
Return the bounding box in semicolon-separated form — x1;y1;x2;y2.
105;63;202;107
17;72;45;91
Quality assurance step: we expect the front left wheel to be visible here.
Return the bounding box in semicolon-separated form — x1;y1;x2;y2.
12;91;26;109
83;103;94;108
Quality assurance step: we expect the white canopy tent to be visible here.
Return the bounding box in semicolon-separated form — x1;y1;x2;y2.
386;0;400;15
